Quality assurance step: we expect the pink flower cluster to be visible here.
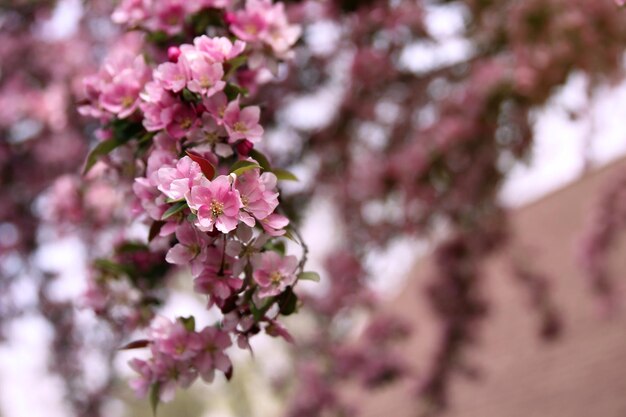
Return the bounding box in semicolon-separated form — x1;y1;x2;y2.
113;0;229;35
79;35;151;120
228;0;301;58
80;2;305;405
129;317;232;401
112;0;300;60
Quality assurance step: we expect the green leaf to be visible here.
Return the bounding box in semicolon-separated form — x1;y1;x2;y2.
115;242;148;255
224;83;248;100
149;221;165;242
282;229;300;244
298;271;320;282
273;168;299;181
161;201;188;220
264;240;286;256
83;120;144;174
230;160;260;176
249;149;272;171
149;383;160;416
250;301;263;321
178;316;196;332
83;137;128;174
93;258;132;277
146;30;169;45
181;88;201;104
224;55;248;80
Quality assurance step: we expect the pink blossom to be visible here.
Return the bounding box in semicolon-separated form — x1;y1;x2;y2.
192;326;233;382
133;177;168;221
165;222;212;276
193;36;247;62
265;319;294;343
154;61;188;93
228;1;269;43
80;40;149;119
128;358;154;398
149;353;197;402
140;82;178;132
228;0;300;57
84;182;119;224
223;98;263;143
146;148;177;183
188;113;226;145
235;169;279;222
156;156;203;201
260;213;289;236
184;55;225;97
187;176;243;233
151;0;187;35
112;0;149;27
251;251;298;298
164;102;198;139
45;175;83;224
149;316;199;361
193;247;243;302
99;68;147;118
203;92;229;123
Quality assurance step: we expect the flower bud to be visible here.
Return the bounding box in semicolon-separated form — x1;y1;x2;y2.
235;139;254;156
167;46;181;63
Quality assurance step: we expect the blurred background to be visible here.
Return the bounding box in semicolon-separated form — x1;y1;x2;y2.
2;0;626;416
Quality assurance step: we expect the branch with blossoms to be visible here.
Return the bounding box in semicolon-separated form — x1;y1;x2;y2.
78;0;314;411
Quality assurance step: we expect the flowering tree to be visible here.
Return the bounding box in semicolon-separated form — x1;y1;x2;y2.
2;0;626;416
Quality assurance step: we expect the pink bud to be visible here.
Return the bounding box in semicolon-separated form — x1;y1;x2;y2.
168;46;181;63
236;139;254;156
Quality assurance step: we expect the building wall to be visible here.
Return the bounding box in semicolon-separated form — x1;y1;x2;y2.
353;159;626;417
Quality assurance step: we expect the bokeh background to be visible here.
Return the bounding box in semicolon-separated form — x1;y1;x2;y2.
2;0;626;416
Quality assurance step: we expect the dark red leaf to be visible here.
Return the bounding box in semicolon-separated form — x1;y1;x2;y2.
119;339;150;350
148;221;165;242
186;150;216;179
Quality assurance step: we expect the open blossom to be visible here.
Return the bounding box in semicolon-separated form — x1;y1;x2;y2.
223;98;263;143
157;156;203;201
188;112;227;145
133;177;168;221
203;92;229;123
149;316;199;361
187;176;243;233
80;39;150;119
141;83;198;138
260;213;289;236
193;247;243;304
184;55;225;97
193;36;246;62
140;81;178;131
192;326;233;382
252;251;298;298
165;222;212;276
235;169;279;222
131;352;197;402
228;0;300;57
154;61;188;93
149;0;187;35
